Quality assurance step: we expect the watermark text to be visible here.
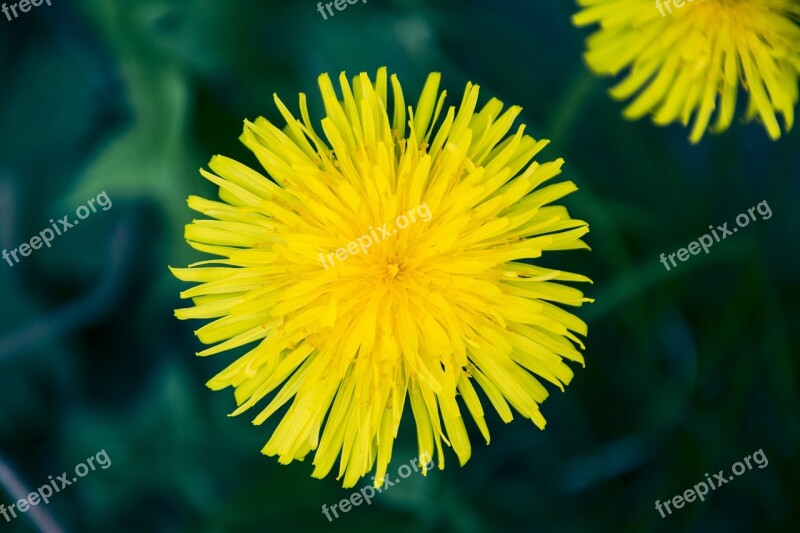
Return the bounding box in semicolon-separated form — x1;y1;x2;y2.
655;448;767;518
2;191;112;268
0;449;111;524
321;453;433;522
659;200;771;271
319;202;432;270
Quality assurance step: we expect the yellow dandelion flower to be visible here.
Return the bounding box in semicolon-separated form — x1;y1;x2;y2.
171;68;592;488
573;0;800;143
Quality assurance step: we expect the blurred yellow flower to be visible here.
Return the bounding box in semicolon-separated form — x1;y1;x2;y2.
171;68;592;488
573;0;800;143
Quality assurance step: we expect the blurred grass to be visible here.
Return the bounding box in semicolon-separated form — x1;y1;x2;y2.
0;0;798;531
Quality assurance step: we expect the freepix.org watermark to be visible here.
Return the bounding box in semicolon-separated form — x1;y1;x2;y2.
2;191;112;268
655;448;768;518
316;0;367;21
0;450;111;525
1;0;52;22
659;200;771;272
321;453;433;522
318;202;432;270
656;0;704;17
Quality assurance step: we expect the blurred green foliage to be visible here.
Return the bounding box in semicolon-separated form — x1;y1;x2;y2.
0;0;798;531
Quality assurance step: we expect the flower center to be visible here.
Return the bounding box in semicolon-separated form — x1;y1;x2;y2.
385;263;400;279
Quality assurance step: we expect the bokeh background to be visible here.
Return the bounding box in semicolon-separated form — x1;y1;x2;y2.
1;0;798;531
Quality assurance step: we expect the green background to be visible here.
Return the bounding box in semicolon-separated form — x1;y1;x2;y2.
0;0;798;531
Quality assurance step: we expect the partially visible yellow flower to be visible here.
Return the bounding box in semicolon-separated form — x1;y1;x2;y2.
171;68;592;488
573;0;800;143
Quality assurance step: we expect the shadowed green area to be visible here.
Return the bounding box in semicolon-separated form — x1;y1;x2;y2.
0;0;798;531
